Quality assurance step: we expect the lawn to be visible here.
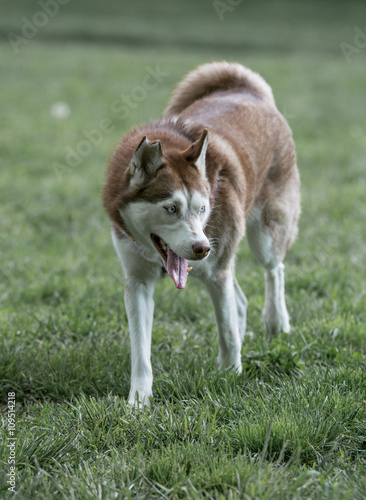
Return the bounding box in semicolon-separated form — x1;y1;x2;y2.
1;0;366;498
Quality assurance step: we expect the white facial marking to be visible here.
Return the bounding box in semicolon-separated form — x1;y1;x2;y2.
120;188;210;261
182;183;190;202
191;191;206;214
169;190;188;214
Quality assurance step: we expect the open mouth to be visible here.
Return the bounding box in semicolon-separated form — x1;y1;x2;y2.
151;234;168;262
150;234;191;289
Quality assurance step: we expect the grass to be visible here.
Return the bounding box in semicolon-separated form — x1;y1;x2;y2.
1;0;366;498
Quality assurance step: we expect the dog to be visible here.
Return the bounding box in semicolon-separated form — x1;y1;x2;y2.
103;62;300;405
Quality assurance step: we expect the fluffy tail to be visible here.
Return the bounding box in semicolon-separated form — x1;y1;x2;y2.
164;61;275;116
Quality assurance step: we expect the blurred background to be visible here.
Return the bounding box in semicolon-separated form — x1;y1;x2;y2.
2;0;365;53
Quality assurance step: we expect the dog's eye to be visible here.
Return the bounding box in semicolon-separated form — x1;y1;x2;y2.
165;205;177;214
200;206;206;213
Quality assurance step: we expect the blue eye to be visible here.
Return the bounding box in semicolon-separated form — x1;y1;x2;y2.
166;205;176;214
200;206;206;213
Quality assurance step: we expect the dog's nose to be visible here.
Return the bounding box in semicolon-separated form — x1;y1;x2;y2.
192;241;210;259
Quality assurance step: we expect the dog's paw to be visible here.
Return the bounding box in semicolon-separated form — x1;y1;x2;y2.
218;354;242;374
128;390;152;408
263;307;290;335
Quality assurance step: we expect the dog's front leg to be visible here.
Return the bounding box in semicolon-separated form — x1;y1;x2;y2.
124;277;156;406
112;231;159;406
204;269;242;373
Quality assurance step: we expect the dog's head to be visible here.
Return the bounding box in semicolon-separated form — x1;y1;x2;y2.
119;129;211;288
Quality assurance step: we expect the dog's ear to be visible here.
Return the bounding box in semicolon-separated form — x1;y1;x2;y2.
129;136;164;187
184;129;208;177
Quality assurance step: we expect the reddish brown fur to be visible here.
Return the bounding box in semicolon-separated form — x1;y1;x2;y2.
103;62;300;270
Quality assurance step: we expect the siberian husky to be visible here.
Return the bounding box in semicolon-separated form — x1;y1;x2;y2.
103;62;300;405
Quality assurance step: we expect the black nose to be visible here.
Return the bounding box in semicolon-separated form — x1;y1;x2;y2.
192;241;210;259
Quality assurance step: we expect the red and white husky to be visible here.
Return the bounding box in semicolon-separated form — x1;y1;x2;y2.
103;62;300;405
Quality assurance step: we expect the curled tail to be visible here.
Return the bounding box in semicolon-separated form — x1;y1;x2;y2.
164;61;275;116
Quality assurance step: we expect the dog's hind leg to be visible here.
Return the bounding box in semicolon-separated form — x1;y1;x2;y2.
246;190;299;336
245;147;300;336
246;207;290;335
263;262;290;335
203;267;242;372
233;270;248;342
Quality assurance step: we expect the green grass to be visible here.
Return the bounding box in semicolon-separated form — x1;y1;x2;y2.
1;0;366;498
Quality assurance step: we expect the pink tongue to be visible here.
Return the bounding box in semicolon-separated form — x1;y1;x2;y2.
167;246;188;289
